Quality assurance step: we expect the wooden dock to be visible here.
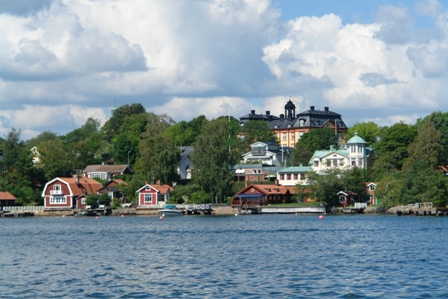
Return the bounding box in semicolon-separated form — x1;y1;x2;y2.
395;202;448;216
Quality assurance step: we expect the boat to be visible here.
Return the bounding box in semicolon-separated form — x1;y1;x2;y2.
158;204;184;216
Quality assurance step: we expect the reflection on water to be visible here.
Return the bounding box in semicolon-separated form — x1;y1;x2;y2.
1;214;448;298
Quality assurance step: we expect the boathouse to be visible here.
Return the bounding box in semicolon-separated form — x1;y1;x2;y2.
231;184;295;207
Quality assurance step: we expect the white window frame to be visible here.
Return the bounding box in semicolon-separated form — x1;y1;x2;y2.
50;196;66;204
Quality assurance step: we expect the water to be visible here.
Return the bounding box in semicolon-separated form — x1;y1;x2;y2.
1;214;448;298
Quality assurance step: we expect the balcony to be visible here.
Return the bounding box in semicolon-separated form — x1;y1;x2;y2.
50;190;64;195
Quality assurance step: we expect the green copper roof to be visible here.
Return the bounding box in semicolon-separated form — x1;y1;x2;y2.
347;132;366;144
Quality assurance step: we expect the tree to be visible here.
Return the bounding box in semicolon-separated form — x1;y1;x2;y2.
101;103;146;141
416;112;448;165
192;118;238;203
85;194;99;209
98;193;112;206
239;120;276;148
405;120;442;170
346;122;380;147
292;128;339;165
374;122;417;170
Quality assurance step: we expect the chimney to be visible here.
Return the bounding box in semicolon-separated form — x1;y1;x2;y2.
266;111;270;116
251;110;255;115
324;107;329;112
156;180;161;185
310;106;315;111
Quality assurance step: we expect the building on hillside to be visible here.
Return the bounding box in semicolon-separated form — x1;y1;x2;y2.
239;100;348;147
365;182;379;205
277;164;312;186
231;183;297;207
41;176;103;209
83;164;134;180
97;179;127;202
241;141;292;167
233;164;282;183
309;132;371;173
136;181;173;207
30;146;43;166
177;146;194;180
0;191;17;209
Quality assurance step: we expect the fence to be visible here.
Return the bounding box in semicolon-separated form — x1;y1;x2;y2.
1;206;44;211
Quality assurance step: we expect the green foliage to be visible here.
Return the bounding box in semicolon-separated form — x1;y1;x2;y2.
170;184;201;203
239;120;276;152
85;194;99;209
164;115;207;146
101;103;146;141
98;193;112;206
405;119;442;170
292;128;339;165
374;122;417;170
192;118;237;202
305;167;367;206
416;112;448;165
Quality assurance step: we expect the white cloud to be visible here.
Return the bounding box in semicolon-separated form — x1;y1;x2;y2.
1;0;448;140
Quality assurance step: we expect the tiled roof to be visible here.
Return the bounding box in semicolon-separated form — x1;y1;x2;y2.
59;177;103;195
0;191;16;200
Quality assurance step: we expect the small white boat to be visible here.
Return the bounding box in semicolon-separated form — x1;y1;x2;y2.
158;204;184;216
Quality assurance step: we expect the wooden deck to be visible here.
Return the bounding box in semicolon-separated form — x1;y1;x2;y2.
395;203;448;216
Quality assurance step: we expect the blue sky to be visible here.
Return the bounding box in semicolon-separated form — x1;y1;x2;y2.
0;0;447;139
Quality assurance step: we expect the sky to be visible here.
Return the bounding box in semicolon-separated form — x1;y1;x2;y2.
0;0;447;140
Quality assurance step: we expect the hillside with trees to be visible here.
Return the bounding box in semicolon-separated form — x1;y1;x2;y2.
1;103;448;207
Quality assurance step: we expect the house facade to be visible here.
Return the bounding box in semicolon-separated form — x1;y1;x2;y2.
177;146;194;180
277;164;312;186
136;182;173;207
309;133;369;173
97;179;127;202
240;100;348;147
83;164;133;180
41;176;103;209
241;141;291;167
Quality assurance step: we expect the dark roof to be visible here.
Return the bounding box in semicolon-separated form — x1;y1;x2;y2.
83;165;133;174
239;103;347;131
268;106;347;130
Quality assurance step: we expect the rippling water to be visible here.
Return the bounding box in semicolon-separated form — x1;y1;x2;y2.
1;214;448;298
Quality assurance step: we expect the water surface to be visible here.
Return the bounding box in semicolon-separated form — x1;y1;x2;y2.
1;214;447;298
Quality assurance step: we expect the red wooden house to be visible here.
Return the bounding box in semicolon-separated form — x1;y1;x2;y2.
41;176;103;209
231;184;293;207
136;182;173;207
0;191;17;210
97;179;127;202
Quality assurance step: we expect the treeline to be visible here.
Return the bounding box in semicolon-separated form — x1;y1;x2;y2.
1;103;448;207
0;103;274;206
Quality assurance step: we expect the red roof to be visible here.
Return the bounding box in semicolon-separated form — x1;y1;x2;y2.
53;177;103;196
0;191;16;201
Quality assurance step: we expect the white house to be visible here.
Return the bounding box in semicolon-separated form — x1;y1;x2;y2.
309;132;369;173
277;164;312;186
241;141;292;167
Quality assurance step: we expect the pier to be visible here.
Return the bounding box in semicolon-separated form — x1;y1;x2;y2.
395;202;448;216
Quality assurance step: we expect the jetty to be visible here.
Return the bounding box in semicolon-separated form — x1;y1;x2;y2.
395;202;448;216
238;205;326;215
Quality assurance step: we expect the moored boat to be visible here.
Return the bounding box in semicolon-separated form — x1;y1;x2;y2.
158;204;184;216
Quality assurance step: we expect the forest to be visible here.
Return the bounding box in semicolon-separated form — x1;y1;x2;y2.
1;103;448;208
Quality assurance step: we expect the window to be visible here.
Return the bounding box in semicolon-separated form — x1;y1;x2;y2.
53;184;61;191
280;174;285;180
314;160;319;167
351;158;356;166
339;195;346;203
293;174;298;180
81;198;86;204
291;133;295;140
359;159;363;167
287;174;291;180
282;133;286;141
144;194;152;203
326;160;331;166
332;159;337;166
50;196;66;204
369;184;376;191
